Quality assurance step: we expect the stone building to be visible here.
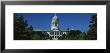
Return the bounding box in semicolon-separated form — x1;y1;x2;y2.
47;14;67;40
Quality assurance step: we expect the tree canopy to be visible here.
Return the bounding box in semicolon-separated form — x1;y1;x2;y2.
14;14;97;40
87;14;97;40
14;14;49;40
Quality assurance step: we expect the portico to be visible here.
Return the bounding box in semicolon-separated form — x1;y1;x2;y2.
48;13;67;40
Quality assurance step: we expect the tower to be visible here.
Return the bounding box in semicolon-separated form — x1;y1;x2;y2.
51;13;59;31
49;13;67;40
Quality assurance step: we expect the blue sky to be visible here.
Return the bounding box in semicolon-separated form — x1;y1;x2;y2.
16;13;96;32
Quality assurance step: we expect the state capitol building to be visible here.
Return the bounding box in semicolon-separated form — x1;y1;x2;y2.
46;14;67;40
36;13;74;40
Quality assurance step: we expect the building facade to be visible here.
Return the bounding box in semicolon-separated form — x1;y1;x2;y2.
47;14;67;40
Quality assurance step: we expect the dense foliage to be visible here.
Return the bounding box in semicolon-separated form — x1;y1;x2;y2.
58;14;97;40
14;14;97;40
87;14;97;40
14;14;49;40
14;14;31;40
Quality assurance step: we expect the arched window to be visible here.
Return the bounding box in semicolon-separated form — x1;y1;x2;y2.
55;32;56;35
50;31;53;35
52;32;54;35
58;32;60;35
60;32;62;35
54;32;56;35
57;32;59;35
50;32;51;35
52;36;54;38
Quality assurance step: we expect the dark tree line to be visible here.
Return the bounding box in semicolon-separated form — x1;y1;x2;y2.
32;31;49;40
58;30;87;40
14;14;49;40
58;14;97;40
14;14;97;40
14;14;33;40
87;14;97;40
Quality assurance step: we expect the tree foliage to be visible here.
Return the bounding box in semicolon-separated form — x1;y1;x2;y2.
87;14;97;40
32;31;49;40
14;14;31;40
14;14;49;40
59;30;83;40
14;14;97;40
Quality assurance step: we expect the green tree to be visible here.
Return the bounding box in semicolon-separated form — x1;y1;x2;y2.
62;30;82;40
32;31;49;40
78;32;87;40
87;14;97;40
26;25;34;39
14;14;33;40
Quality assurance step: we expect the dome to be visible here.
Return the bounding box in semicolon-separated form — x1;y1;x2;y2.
52;15;58;20
51;13;59;30
52;15;59;24
52;13;58;20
